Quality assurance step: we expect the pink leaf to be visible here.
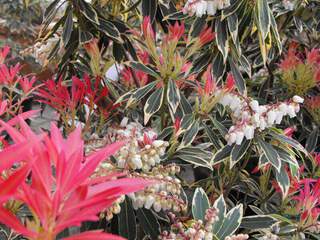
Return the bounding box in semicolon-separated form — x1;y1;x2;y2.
0;207;36;238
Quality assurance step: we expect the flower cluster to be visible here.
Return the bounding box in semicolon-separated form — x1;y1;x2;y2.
219;92;304;145
106;118;169;171
183;0;231;17
88;118;185;214
160;207;218;240
259;233;279;240
225;234;249;240
103;195;125;220
129;163;186;213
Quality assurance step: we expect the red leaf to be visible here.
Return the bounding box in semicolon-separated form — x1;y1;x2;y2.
0;141;34;172
0;165;30;202
0;207;36;238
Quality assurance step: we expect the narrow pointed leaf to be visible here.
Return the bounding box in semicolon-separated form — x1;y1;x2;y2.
257;139;281;172
192;187;210;221
167;79;180;113
144;88;164;124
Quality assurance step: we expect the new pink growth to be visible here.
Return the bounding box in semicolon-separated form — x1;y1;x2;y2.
199;26;215;46
225;73;235;91
279;42;301;71
197;66;216;96
142;16;155;40
0;45;10;64
0;119;150;240
293;178;320;224
168;22;185;41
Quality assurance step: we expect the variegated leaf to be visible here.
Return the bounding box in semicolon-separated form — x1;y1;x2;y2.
144;88;164;124
167;79;180;113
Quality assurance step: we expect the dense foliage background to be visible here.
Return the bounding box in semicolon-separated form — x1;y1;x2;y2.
1;0;320;239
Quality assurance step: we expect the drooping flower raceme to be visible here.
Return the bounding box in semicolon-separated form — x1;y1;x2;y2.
219;92;304;145
183;0;231;17
128;163;186;213
160;208;219;240
0;119;150;240
106;118;169;172
88;118;186;214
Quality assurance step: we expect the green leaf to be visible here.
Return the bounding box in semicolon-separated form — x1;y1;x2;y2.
128;81;158;106
269;9;282;53
230;140;251;168
256;0;270;40
142;0;158;22
191;52;212;74
180;114;194;132
158;126;174;140
136;208;160;239
227;14;239;47
269;131;307;155
144;88;164;124
210;117;228;136
222;0;244;19
269;214;294;225
167;79;180;113
275;165;290;198
126;61;159;78
44;0;60;18
212;195;227;234
257;139;281;172
62;10;73;47
239;54;251;78
307;233;320;240
114;90;134;105
79;30;93;44
228;58;246;94
212;145;233;165
180;121;199;148
47;39;61;61
174;147;213;170
202;122;223;150
212;52;226;80
180;93;193;114
192;188;210;221
215;19;229;62
276;148;299;168
306;128;318;152
118;197;137;240
241;215;278;230
79;0;99;24
190;17;207;38
258;154;269;168
163;10;187;21
99;19;123;43
216;204;243;239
